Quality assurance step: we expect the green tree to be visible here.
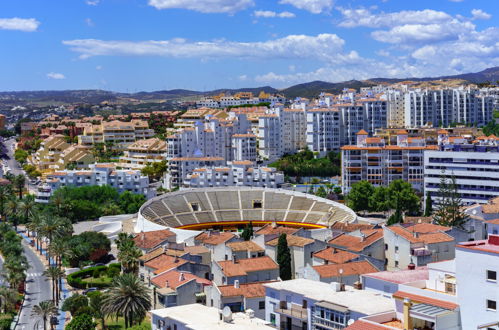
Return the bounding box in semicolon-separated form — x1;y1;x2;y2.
43;266;65;304
241;222;253;241
315;186;327;198
387;180;420;215
13;175;26;199
433;175;468;228
66;231;111;267
346;181;375;213
117;240;143;274
0;287;18;313
424;191;433;217
89;291;107;330
387;208;404;225
66;313;97;330
276;234;292;281
31;300;58;330
368;186;390;213
102;274;152;329
62;294;89;316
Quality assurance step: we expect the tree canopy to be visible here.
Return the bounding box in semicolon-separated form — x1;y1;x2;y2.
269;149;341;177
276;234;292;281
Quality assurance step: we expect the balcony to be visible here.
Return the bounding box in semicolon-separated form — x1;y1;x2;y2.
276;303;308;321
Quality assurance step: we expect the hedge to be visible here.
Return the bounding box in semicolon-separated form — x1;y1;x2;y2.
67;264;121;289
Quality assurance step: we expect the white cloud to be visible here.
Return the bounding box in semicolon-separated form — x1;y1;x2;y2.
86;0;100;5
238;74;248;81
254;10;295;18
147;0;254;14
96;65;103;70
63;34;346;61
338;8;452;28
471;9;491;20
47;72;66;80
0;18;40;32
279;0;333;14
85;18;95;27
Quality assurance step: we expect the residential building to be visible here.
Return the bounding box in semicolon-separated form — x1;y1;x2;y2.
224;241;265;261
118;137;167;170
302;260;379;285
361;266;429;297
151;303;274;330
383;223;455;271
205;281;272;319
212;256;279;285
231;133;257;162
56;145;95;171
35;163;155;203
164;157;225;189
133;229;177;253
194;232;239;261
424;131;499;205
151;269;211;308
183;162;284;189
306;108;341;156
312;247;361;266
264;279;393;330
78;119;154;150
30;135;70;171
265;235;325;279
342;129;434;193
456;234;499;329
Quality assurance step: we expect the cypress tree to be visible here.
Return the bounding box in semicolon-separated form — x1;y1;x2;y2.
433;175;468;228
424;191;433;217
276;233;292;280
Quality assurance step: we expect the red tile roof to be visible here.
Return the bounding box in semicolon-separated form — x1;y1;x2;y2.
392;291;459;310
346;320;394;330
227;241;264;252
266;235;315;247
195;232;236;245
217;256;278;277
144;254;188;273
133;229;176;250
313;260;378;278
313;248;359;264
385;224;454;244
151;270;211;289
330;222;375;233
255;224;299;236
328;229;383;252
218;281;275;298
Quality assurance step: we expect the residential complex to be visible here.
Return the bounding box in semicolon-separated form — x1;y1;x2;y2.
118;137;167;170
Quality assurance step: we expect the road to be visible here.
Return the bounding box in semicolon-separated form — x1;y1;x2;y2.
3;138;36;193
16;240;52;330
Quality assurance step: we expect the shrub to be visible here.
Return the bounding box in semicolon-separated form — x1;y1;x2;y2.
92;269;100;278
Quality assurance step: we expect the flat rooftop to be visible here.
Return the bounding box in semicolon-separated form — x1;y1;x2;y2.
362;266;428;284
151;304;273;329
264;279;393;315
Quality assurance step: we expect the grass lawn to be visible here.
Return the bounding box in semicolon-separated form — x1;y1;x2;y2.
82;276;113;285
98;316;151;330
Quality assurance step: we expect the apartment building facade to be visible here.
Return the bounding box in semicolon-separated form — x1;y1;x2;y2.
118;137;167;170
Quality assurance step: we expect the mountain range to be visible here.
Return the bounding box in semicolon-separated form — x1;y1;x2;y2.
1;66;498;104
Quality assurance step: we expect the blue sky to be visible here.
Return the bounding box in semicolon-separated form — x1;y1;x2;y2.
0;0;498;92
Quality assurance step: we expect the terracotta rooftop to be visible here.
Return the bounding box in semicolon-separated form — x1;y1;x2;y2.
226;241;264;252
139;247;165;262
313;247;359;264
195;232;236;246
356;129;368;135
330;222;375;233
393;291;459;310
457;235;499;255
346;320;395;330
266;235;315;247
217;256;278;277
184;245;210;255
313;260;378;278
255;224;299;236
328;229;384;252
362;266;429;284
144;254;188;273
133;229;176;250
386;224;454;244
218;281;275;299
482;197;499;214
151;270;211;289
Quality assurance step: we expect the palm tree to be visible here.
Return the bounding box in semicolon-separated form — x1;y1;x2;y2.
0;185;8;221
49;238;70;268
89;291;107;330
18;195;37;226
102;274;151;329
43;266;65;304
117;241;142;274
0;287;18;313
5;198;19;231
115;232;134;251
27;212;44;252
39;216;73;264
14;174;25;199
32;300;58;330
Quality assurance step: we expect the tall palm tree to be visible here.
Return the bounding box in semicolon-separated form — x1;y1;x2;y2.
102;274;151;329
49;238;70;268
14;174;25;199
43;266;65;304
32;300;58;330
27;212;44;252
18;195;37;226
0;185;8;221
39;216;73;264
117;240;142;274
115;232;134;251
5;198;19;231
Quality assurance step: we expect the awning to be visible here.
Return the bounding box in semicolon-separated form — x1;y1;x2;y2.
410;303;451;318
315;300;349;313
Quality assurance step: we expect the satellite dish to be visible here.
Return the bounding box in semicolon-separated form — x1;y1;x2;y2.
222;306;233;322
347;319;355;326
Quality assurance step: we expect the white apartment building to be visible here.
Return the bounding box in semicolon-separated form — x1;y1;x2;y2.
35;163;155;202
456;235;499;330
183;161;284;189
403;87;494;128
342;130;431;193
118;137;167;170
424;131;499;205
383;90;405;128
231;134;257;162
258;107;307;161
306;109;341;157
164;157;225;190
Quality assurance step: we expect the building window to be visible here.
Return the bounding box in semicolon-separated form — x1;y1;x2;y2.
259;301;265;310
395;261;399;268
487;300;497;311
190;203;200;212
487;270;497;282
253;200;262;209
395;246;399;253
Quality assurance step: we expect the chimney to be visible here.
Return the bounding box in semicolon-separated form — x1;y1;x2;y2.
360;233;365;242
332;248;337;254
179;273;185;282
353;281;362;290
408;263;416;270
165;280;169;288
234;280;240;289
233;255;238;264
141;231;145;242
413;231;419;238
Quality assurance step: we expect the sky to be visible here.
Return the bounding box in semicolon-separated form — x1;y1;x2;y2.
0;0;498;92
